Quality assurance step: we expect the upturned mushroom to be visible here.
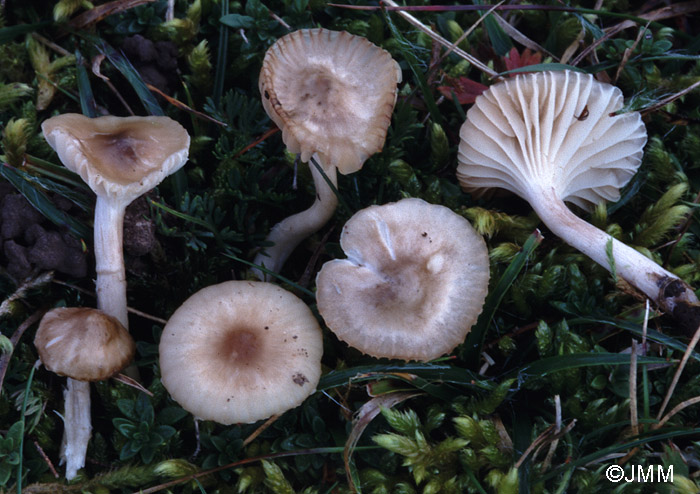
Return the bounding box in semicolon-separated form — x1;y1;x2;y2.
253;28;401;279
34;307;135;479
159;281;323;424
315;198;489;361
456;70;697;313
42;114;190;329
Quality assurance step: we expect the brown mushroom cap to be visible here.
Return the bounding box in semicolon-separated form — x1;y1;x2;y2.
259;28;401;174
34;307;136;381
457;70;646;210
42;114;190;205
315;198;489;361
159;281;323;424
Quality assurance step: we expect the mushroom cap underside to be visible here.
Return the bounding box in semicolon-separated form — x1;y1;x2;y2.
42;114;190;205
159;281;323;425
316;198;489;361
259;28;401;174
34;307;135;381
457;70;647;210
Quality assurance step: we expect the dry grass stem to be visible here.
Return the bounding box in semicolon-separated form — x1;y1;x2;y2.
657;322;700;420
382;0;499;78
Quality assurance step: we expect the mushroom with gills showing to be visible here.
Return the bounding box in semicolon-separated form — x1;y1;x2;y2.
253;28;402;279
159;281;323;425
456;70;698;319
42;114;190;331
41;114;189;478
34;307;136;479
315;198;490;361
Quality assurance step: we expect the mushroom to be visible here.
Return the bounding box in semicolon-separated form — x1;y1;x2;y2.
159;281;323;424
456;70;698;313
253;28;402;279
315;198;489;361
41;114;190;329
41;114;189;478
34;307;135;479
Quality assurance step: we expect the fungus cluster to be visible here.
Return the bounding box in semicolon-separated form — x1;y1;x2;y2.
253;28;402;278
33;23;695;485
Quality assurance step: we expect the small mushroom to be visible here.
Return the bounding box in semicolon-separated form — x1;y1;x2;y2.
315;198;489;361
34;307;135;479
253;28;401;278
456;70;697;312
159;281;323;424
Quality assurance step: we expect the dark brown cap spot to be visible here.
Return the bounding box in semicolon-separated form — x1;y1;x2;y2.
292;373;308;386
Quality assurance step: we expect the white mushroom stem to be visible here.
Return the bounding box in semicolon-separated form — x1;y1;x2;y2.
59;197;131;479
94;197;128;328
253;158;338;280
60;379;91;480
530;187;698;306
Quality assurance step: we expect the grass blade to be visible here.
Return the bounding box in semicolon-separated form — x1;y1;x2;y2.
0;22;50;44
0;164;90;239
93;38;164;116
460;230;543;363
383;11;444;126
514;352;669;384
75;50;97;118
474;0;512;56
213;0;230;107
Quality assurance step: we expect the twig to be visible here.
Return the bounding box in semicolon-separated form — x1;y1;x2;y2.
613;22;650;85
641;80;700;116
493;13;557;61
515;419;576;468
656;396;700;429
629;340;639;436
571;1;700;67
51;279;168;324
381;0;499;78
234;127;280;159
435;1;505;67
243;414;279;447
91;54;135;116
664;189;700;268
541;395;561;472
657;322;700;420
132;446;356;494
146;83;227;127
34;439;59;478
269;10;291;30
0;272;53;318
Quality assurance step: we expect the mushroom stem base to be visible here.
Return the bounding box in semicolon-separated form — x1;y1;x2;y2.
61;378;91;480
530;188;698;315
253;158;338;280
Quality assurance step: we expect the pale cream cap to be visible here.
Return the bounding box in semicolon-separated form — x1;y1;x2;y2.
159;281;323;424
316;198;489;361
259;28;401;173
42;114;190;206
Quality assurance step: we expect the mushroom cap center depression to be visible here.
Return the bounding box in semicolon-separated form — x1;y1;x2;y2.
84;131;162;184
359;255;433;318
280;66;368;135
217;329;262;367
